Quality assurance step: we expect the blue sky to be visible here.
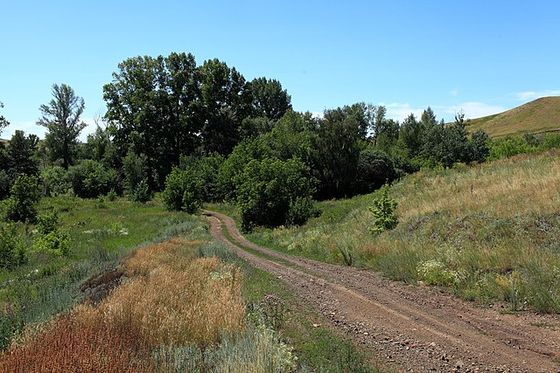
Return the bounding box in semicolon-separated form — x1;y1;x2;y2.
1;0;559;139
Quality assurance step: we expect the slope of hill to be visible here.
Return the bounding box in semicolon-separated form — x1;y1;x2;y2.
466;96;560;137
237;150;560;314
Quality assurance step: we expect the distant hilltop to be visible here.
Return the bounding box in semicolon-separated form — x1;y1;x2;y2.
467;96;560;137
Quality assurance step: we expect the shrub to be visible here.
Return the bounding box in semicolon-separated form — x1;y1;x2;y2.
286;196;316;226
32;229;70;257
541;133;560;150
106;189;117;201
356;149;396;194
162;168;202;213
417;259;459;287
41;166;70;197
4;175;41;223
237;157;316;230
0;170;9;200
123;151;152;202
69;160;117;198
489;136;532;160
369;186;398;235
36;210;59;234
0;223;27;269
469;130;490;163
130;178;151;203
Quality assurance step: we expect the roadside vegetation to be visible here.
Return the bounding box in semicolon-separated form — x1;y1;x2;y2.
238;149;560;313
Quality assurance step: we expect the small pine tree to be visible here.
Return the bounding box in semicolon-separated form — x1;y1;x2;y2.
369;186;398;235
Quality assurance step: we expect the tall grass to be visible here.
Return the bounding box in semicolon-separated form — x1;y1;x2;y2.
246;151;560;313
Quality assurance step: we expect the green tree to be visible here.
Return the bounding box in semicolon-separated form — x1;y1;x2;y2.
162;167;203;213
248;77;292;120
37;84;87;169
470;130;490;163
123;149;151;202
311;106;362;198
356;149;396;194
399;113;423;157
236;157;315;230
6;130;39;179
4;175;41;223
0;102;9;136
103;53;201;188
69;160;117;198
199;59;251;155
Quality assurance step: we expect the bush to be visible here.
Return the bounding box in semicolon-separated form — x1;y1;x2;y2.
41;166;70;197
286;197;316;226
32;229;70;257
237;157;316;230
0;170;9;200
69;160;117;198
489;136;532;160
356;149;396;194
123;150;152;202
541;133;560;150
37;210;59;234
130;178;151;203
106;189;117;201
0;223;27;269
4;175;41;223
162;168;202;213
369;186;398;235
469;130;490;163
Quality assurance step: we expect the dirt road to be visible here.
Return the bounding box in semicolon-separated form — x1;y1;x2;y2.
204;210;560;372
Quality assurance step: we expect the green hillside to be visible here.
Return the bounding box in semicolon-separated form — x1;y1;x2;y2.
466;96;560;137
240;150;560;313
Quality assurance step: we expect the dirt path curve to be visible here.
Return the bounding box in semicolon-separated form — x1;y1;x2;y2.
204;210;560;373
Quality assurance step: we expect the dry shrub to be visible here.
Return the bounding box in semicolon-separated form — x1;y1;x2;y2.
0;309;153;372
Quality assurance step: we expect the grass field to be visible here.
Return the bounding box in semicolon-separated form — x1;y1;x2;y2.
222;150;560;313
0;196;376;372
467;96;560;137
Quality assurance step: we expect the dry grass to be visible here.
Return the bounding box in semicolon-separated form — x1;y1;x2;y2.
0;312;153;372
395;150;560;221
249;150;560;312
0;238;246;370
467;96;560;137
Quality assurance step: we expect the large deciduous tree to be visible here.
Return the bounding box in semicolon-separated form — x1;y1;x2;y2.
199;59;251;155
0;102;9;137
248;77;292;121
37;84;86;169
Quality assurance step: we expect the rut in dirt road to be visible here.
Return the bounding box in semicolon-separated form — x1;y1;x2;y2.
204;210;560;373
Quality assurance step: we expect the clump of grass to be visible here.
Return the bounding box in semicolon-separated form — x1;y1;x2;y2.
0;312;153;372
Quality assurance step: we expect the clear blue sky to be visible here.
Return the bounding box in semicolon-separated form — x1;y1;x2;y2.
1;0;559;139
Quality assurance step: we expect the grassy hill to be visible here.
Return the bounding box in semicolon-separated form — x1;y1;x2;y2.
466;96;560;137
238;150;560;313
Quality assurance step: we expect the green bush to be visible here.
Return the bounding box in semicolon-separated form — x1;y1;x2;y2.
162;168;203;213
369;186;398;235
0;223;27;269
40;166;70;197
237;157;316;230
130;178;151;203
123;150;152;202
69;160;117;198
287;197;317;226
32;229;70;257
541;133;560;150
36;210;59;234
4;175;41;223
106;189;117;201
356;149;396;194
0;170;9;200
489;136;533;160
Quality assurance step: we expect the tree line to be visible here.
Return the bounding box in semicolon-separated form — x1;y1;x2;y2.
1;51;491;231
